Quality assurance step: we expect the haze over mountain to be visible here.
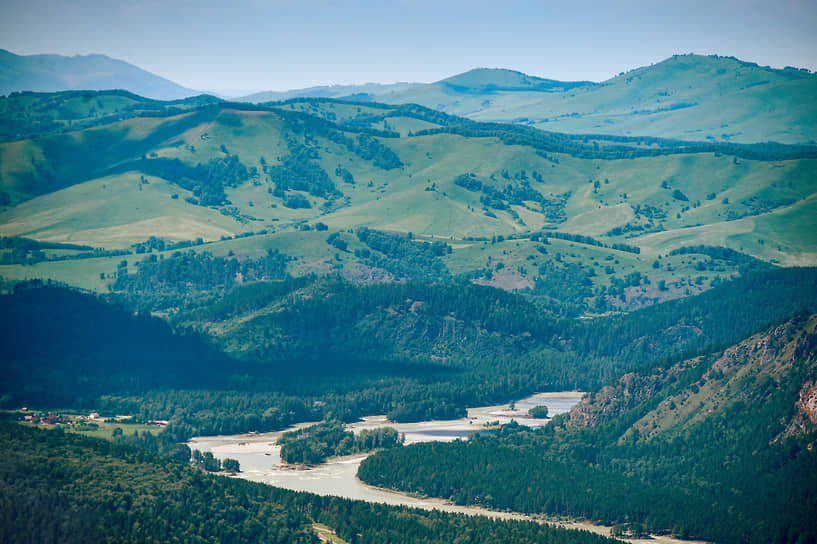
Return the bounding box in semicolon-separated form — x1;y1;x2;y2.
240;81;422;104
4;49;815;143
0;49;197;101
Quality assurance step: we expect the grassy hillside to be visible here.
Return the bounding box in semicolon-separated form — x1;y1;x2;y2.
0;96;814;312
383;54;817;144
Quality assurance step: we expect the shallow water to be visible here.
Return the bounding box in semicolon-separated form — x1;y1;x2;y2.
189;391;708;542
188;391;584;508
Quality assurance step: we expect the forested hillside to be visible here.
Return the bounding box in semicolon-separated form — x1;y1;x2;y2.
359;313;817;543
3;266;816;439
1;422;617;544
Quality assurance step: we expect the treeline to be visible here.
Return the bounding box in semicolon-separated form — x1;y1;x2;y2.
0;235;101;266
274;97;465;130
0;235;92;251
414;121;817;161
531;230;641;254
278;421;402;465
387;399;466;422
98;389;320;440
353;227;452;281
1;422;618;544
667;244;765;265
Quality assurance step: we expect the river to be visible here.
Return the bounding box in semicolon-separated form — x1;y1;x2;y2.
188;392;580;507
189;392;705;544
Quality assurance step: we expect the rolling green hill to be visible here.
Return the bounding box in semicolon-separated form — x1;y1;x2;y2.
379;54;817;144
0;95;815;311
0;48;197;100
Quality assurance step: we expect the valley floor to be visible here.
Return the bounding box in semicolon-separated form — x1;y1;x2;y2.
190;392;706;544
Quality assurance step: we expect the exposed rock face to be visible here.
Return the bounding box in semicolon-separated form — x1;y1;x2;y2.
783;380;817;439
566;313;817;445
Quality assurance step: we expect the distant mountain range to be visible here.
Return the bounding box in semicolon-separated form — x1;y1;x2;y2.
239;81;422;103
2;49;815;143
0;49;196;101
237;56;817;144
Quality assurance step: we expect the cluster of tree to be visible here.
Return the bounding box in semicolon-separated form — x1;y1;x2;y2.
387;399;466;422
127;153;251;206
527;405;549;418
278;421;402;465
668;245;768;270
1;422;616;544
335;165;355;184
350;133;403;169
130;234;210;254
360;313;817;544
191;154;251;205
268;135;339;201
275;107;403;171
734;195;798;219
99;389;320;440
112;249;290;309
453;173;570;222
354;227;451;281
192;449;240;472
531;260;596;317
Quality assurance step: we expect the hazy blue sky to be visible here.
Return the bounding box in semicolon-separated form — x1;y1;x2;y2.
3;0;816;93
